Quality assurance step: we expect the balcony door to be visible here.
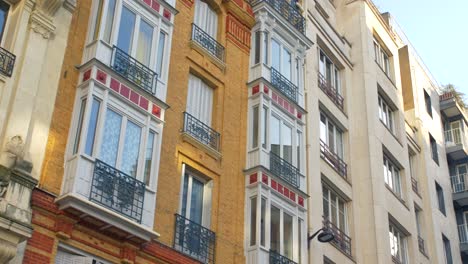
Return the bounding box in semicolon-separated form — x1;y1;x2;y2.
186;74;213;126
181;172;205;225
270;115;293;164
194;0;217;39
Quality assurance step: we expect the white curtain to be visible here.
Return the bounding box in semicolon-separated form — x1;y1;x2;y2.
186;74;213;125
136;19;153;66
194;0;217;39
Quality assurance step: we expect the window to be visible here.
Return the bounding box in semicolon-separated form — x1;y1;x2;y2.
389;222;407;264
73;99;87;154
436;181;446;215
415;207;426;254
319;50;341;95
194;0;217;39
270;115;293;164
155;31;167;76
250;196;257;246
383;155;402;197
84;98;101;155
186;74;214;126
374;39;391;76
252;106;259;148
55;248;108;264
180;169;211;225
262;106;268;149
254;31;261;64
320;113;344;158
0;1;9;42
424;90;432;117
322;184;347;232
269;205;297;259
143;131;156;185
378;95;394;133
430;133;438;164
271;39;292;81
443;235;453;264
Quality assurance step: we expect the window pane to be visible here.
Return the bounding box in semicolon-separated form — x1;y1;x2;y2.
85;98;101;155
116;7;136;53
263;32;268;64
328;122;335;152
190;178;204;224
252;106;259;148
283;212;293;258
143;131;155;185
282;48;291;80
156;31;166;76
297;131;302;170
254;31;260;64
331;192;337;224
282;124;292;163
250;196;257;246
73;99;87;154
181;174;189;217
100;109;122;166
262;106;268;148
271;39;280;70
0;1;9;41
121;121;142;177
103;0;116;43
92;0;104;40
270;205;281;252
320;113;327;142
136;19;153;66
298;218;303;262
336;131;343;159
260;197;266;246
270;116;280;156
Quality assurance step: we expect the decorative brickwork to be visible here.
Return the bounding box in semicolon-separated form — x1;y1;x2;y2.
226;13;252;53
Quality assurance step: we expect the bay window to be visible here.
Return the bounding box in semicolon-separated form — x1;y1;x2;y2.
270;115;294;164
383;155;402;197
271;39;292;81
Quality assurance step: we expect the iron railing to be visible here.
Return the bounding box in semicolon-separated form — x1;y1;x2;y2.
451;174;468;194
320;140;347;179
183;112;220;151
418;236;426;255
323;216;352;257
111;45;157;95
269;250;297;264
89;159;145;223
411;177;419;195
445;127;467;147
269;151;300;189
458;224;468;244
271;68;298;103
318;72;344;111
191;23;225;62
0;47;15;77
249;0;305;34
174;214;216;264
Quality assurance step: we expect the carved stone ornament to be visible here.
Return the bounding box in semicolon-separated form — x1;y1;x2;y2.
5;135;25;158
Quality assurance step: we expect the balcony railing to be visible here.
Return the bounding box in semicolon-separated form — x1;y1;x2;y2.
183;112;220;152
323;216;352;257
0;47;15;77
418;236;426;255
249;0;305;34
174;214;216;264
445;127;467;147
458;224;468;244
450;174;468;194
320;140;347;179
271;68;298;103
269;151;300;189
411;178;419;195
318;73;344;111
89;159;145;223
269;250;297;264
111;45;157;95
191;23;225;62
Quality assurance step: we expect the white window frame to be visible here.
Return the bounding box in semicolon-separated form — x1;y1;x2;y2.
319;50;341;95
383;155;402;197
193;0;218;39
269;109;301;169
374;39;391;77
270;37;294;82
320;112;344;159
389;222;408;264
378;94;394;133
322;184;348;234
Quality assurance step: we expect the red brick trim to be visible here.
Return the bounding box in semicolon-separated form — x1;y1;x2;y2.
226;13;251;53
23;250;51;264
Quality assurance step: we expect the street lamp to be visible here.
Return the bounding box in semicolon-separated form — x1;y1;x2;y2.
307;228;335;248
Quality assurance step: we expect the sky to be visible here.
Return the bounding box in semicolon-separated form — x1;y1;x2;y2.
371;0;468;94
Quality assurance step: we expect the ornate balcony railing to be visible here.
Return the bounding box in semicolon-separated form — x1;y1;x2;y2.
269;151;300;189
320;140;347;179
191;23;225;62
0;47;15;77
458;224;468;244
418;236;426;255
451;174;468;194
89;159;145;223
269;250;297;264
411;177;419;195
271;68;298;103
174;214;216;264
249;0;305;34
318;73;344;111
111;45;157;95
323;216;352;257
183;112;220;152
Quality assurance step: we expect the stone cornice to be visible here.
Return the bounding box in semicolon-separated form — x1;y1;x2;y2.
29;9;56;39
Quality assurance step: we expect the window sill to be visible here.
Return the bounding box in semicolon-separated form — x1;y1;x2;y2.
189;40;226;72
385;184;409;211
181;132;222;160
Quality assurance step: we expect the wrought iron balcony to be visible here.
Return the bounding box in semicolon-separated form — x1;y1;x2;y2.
269;151;300;189
183;112;220;152
191;23;225;62
271;68;298;103
320;140;347;179
411;177;419;195
249;0;305;34
111;45;157;95
89;159;145;223
269;250;297;264
174;214;216;264
0;47;15;77
323;216;352;257
418;236;426;255
318;73;344;111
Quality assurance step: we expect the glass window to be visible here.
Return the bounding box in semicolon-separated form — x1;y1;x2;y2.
250;196;257;246
320;112;344;158
262;106;268;149
103;0;116;43
136;19;154;66
155;31;166;77
121;121;142;177
298;218;303;262
424;90;432;117
389;223;407;264
322;184;347;233
0;1;8;41
100;109;123;166
92;0;104;41
186;74;214;126
282;48;291;80
73;99;87;154
263;32;268;65
84;98;101;155
383;155;402;197
297;131;302;171
270;115;281;156
430;133;438;164
194;0;217;38
283;212;293;258
260;197;266;246
143;131;156;185
374;39;392;77
443;235;453;264
270;205;281;252
252;106;259;148
319;51;341;95
271;39;280;71
181;172;206;224
116;6;136;54
254;31;260;64
378;95;394;133
436;181;446;215
282;124;292;163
